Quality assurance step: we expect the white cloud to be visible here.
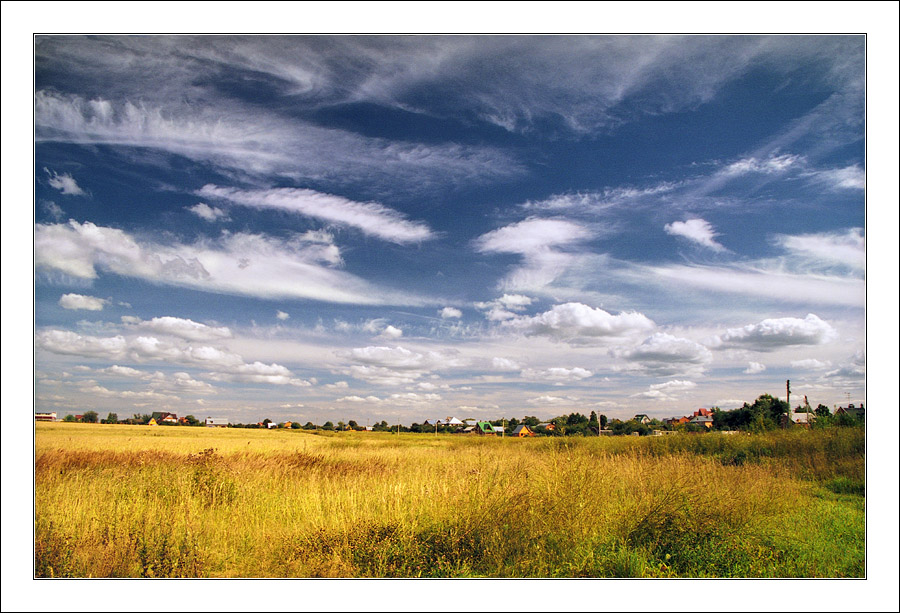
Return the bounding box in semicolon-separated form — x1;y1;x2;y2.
806;164;865;190
378;325;404;340
497;294;532;311
276;311;290;321
130;316;232;342
34;221;431;306
528;395;580;406
187;203;230;222
35;91;520;191
713;314;837;352
774;228;865;272
791;358;831;370
59;293;107;311
338;345;465;386
41;200;66;221
197;185;434;244
36;329;127;358
440;307;462;319
503;302;655;344
35;328;302;386
649;380;697;392
521;367;593;383
722;153;802;176
664;219;727;252
823;351;865;381
648;263;864;307
613;333;713;377
491;357;521;371
44;167;86;196
474;218;591;255
744;362;767;374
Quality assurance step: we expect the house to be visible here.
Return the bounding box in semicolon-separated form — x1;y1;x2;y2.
475;421;495;435
283;421;292;429
790;412;814;428
664;416;691;427
511;424;535;437
689;415;713;429
692;408;713;418
492;425;505;435
151;412;178;424
835;404;865;421
537;422;557;431
633;414;651;425
35;412;57;422
148;418;158;426
442;417;465;426
267;422;277;429
205;417;228;428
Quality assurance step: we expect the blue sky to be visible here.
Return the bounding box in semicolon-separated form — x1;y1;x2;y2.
31;34;870;424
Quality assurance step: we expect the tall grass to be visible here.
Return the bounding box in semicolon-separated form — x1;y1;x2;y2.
34;424;864;577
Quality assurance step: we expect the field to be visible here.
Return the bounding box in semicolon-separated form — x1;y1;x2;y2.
34;423;865;578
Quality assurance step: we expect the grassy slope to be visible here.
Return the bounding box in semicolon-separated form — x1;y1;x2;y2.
34;423;865;578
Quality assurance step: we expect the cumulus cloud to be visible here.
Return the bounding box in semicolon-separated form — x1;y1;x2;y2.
44;167;86;196
128;316;233;342
338;345;465;386
528;395;580;406
503;302;655;344
712;314;837;352
378;325;404;340
59;293;108;311
612;333;712;377
491;357;521;371
521;367;593;383
197;185;434;244
823;351;865;381
34;221;431;306
440;307;462;319
664;219;727;252
187;203;230;222
276;310;290;321
791;358;831;370
744;362;767;374
35;328;303;386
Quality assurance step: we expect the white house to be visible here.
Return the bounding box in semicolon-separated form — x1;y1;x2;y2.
205;417;228;428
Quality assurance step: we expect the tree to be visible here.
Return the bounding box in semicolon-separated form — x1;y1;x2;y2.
183;414;201;426
599;414;608;430
291;421;301;429
322;421;334;431
815;404;831;417
82;410;99;423
303;421;316;430
63;414;76;422
103;412;118;424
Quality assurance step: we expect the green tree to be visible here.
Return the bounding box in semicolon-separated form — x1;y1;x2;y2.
291;421;301;429
183;414;201;426
599;414;608;430
815;404;831;417
322;421;334;431
103;412;118;424
303;421;316;430
82;410;99;423
63;414;76;422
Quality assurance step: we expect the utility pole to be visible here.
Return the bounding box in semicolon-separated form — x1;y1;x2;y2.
786;379;791;427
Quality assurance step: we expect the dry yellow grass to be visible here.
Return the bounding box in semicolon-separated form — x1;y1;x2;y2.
34;423;864;577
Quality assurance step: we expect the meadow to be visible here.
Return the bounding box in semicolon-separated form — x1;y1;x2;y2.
34;423;865;578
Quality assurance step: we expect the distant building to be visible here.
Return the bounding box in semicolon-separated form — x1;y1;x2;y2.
151;412;178;424
35;412;57;422
633;414;651;425
835;404;865;421
511;424;535;437
205;417;228;428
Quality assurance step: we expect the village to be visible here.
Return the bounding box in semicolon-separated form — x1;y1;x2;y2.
34;396;865;435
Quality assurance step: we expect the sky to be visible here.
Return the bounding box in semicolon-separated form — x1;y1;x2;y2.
29;34;871;425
